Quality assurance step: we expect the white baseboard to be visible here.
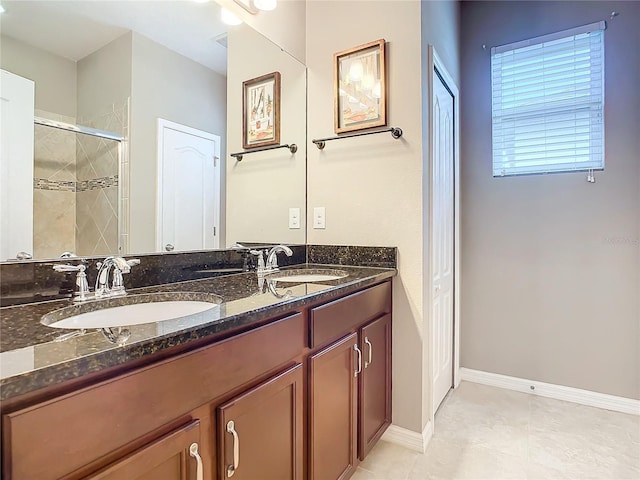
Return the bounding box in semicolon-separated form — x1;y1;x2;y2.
381;421;433;453
459;368;640;416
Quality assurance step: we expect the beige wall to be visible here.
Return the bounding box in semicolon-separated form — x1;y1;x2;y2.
460;1;640;400
0;35;77;117
226;24;306;246
307;0;428;434
129;33;227;253
77;33;132;124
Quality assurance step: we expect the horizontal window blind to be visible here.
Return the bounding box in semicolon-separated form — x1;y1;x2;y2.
491;22;605;177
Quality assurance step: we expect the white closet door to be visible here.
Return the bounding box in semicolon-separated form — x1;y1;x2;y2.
0;70;34;261
432;69;455;412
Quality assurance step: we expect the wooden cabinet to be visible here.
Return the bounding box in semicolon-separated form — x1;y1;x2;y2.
308;283;392;479
2;313;304;480
309;282;391;350
359;314;392;459
217;364;304;480
88;420;202;480
2;281;392;480
309;333;358;480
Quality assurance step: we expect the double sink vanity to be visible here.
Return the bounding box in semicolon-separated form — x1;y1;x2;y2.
0;245;395;480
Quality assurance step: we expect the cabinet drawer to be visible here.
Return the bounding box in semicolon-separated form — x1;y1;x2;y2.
310;282;391;349
2;313;304;480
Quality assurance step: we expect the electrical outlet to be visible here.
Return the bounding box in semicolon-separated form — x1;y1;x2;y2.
313;207;326;229
289;208;300;229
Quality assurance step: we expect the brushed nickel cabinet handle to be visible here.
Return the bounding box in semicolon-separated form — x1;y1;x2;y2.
189;443;203;480
354;344;362;377
226;420;240;477
365;337;373;368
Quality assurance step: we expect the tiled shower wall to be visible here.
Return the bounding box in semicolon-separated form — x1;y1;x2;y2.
76;101;128;256
33;111;77;259
31;102;128;259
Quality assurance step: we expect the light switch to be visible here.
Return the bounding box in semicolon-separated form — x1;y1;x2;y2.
313;207;326;229
289;207;300;229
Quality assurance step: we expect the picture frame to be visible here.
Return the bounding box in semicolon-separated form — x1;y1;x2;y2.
334;39;386;134
243;71;281;149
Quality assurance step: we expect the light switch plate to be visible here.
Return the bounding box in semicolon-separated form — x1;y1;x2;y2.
313;207;326;229
289;207;300;229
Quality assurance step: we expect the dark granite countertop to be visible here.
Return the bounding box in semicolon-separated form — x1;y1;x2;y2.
0;264;395;402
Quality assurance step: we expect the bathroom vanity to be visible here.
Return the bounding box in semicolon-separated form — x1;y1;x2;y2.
0;260;394;480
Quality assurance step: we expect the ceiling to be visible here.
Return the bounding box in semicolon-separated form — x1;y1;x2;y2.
0;0;229;75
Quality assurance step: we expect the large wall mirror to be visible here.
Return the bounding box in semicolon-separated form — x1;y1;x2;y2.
0;0;306;262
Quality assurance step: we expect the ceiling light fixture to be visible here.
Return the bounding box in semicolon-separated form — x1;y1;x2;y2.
221;7;242;26
253;0;277;12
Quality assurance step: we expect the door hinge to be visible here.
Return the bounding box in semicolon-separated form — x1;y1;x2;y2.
213;226;217;236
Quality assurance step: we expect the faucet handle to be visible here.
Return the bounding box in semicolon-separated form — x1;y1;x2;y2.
111;270;125;293
53;264;90;302
250;250;266;273
111;259;139;295
53;263;85;273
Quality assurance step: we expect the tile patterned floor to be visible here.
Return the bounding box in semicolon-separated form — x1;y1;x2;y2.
354;382;640;480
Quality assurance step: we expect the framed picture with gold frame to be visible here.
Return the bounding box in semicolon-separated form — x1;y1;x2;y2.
334;39;386;134
243;71;281;149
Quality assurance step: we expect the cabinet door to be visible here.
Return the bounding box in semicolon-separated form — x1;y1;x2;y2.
88;420;202;480
217;364;303;480
359;314;392;459
309;333;358;480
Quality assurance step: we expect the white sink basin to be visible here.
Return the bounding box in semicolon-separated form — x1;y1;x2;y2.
269;269;348;283
42;292;222;329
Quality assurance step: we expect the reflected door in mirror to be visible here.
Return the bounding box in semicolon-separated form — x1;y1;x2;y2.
0;70;34;261
157;120;221;253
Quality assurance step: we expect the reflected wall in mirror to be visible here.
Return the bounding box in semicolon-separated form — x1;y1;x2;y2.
226;24;306;246
0;0;306;262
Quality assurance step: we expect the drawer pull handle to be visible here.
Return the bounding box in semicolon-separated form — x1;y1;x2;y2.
189;443;203;480
365;336;373;368
354;344;362;377
226;420;240;477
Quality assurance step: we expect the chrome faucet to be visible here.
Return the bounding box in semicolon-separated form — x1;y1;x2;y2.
265;245;293;273
95;256;140;298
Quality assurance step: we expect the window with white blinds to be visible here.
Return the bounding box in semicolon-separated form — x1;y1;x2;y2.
491;22;605;177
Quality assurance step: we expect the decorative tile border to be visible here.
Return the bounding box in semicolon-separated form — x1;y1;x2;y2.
76;176;118;192
34;179;76;192
34;176;118;193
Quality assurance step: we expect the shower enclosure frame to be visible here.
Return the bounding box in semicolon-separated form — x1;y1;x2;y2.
34;116;128;257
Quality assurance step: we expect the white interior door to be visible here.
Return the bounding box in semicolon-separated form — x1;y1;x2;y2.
0;70;35;261
157;119;220;253
432;68;455;412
